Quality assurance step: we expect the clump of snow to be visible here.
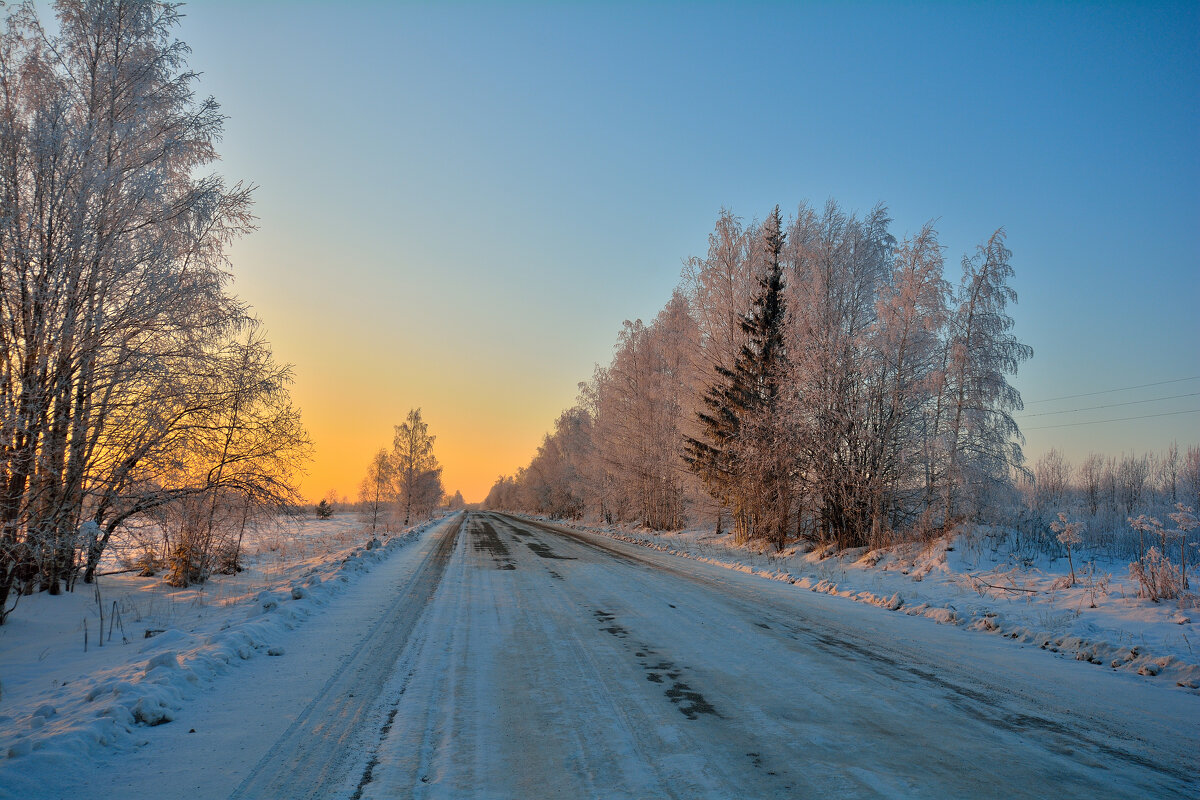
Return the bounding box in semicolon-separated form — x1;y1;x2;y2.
0;515;439;777
528;515;1200;693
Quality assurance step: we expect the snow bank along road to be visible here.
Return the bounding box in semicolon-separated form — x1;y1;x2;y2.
37;512;1200;798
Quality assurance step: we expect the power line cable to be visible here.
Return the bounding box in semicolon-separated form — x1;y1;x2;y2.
1023;408;1200;431
1017;391;1200;419
1023;376;1200;405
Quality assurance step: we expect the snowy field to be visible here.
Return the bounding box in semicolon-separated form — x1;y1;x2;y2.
527;516;1200;692
0;513;436;799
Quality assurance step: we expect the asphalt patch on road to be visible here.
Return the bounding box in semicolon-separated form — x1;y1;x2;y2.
593;609;629;638
472;519;516;570
592;608;720;720
664;682;717;720
523;538;575;560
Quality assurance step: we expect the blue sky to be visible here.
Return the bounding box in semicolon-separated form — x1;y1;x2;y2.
170;1;1198;499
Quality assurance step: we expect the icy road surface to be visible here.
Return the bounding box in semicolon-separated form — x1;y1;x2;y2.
350;513;1196;798
50;512;1200;798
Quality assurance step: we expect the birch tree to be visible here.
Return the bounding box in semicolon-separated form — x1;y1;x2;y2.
939;230;1032;525
359;449;393;533
0;1;303;618
785;201;894;547
391;408;442;525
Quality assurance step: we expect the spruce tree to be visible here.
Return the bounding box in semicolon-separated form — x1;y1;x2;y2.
686;207;789;543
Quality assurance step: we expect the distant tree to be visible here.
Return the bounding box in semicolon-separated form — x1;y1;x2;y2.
1079;453;1105;516
445;490;466;510
1118;454;1150;516
1184;446;1200;511
358;449;393;532
391;409;443;525
1034;449;1071;513
315;500;334;519
484;475;522;510
1158;442;1180;505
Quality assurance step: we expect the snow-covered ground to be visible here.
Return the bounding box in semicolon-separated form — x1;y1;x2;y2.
0;513;438;799
2;511;1196;798
526;516;1200;691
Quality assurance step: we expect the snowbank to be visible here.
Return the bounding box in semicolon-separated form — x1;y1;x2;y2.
0;517;436;788
528;516;1200;692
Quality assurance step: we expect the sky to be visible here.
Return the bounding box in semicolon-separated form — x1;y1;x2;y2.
157;1;1200;502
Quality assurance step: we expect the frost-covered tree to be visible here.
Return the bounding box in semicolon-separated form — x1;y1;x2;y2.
591;293;699;530
867;221;949;532
0;0;295;617
1184;446;1200;512
483;474;522;511
1033;449;1071;514
1118;454;1150;516
1167;504;1196;590
682;208;756;378
938;230;1032;525
358;449;393;532
391;409;442;525
498;201;1033;556
785;201;894;547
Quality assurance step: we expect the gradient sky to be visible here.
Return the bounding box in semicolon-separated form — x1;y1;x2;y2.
169;1;1199;502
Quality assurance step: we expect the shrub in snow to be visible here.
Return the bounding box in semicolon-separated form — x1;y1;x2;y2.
213;542;245;575
1129;547;1183;602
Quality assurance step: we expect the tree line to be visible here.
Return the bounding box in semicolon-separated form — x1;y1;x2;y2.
1024;444;1199;599
0;1;309;623
486;201;1032;551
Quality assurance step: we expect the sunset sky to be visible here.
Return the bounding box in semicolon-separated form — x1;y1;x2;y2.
177;1;1199;503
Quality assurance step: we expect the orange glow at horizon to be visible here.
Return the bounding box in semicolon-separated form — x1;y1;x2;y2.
269;319;580;506
294;394;555;506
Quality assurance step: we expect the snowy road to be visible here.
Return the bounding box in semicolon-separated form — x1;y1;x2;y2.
346;513;1196;799
33;512;1198;799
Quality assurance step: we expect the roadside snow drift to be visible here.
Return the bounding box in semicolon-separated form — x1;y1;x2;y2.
0;517;434;793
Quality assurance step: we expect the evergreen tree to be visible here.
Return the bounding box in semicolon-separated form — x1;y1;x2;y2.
686;207;790;544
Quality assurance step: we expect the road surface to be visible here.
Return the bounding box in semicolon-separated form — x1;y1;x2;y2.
53;512;1200;798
